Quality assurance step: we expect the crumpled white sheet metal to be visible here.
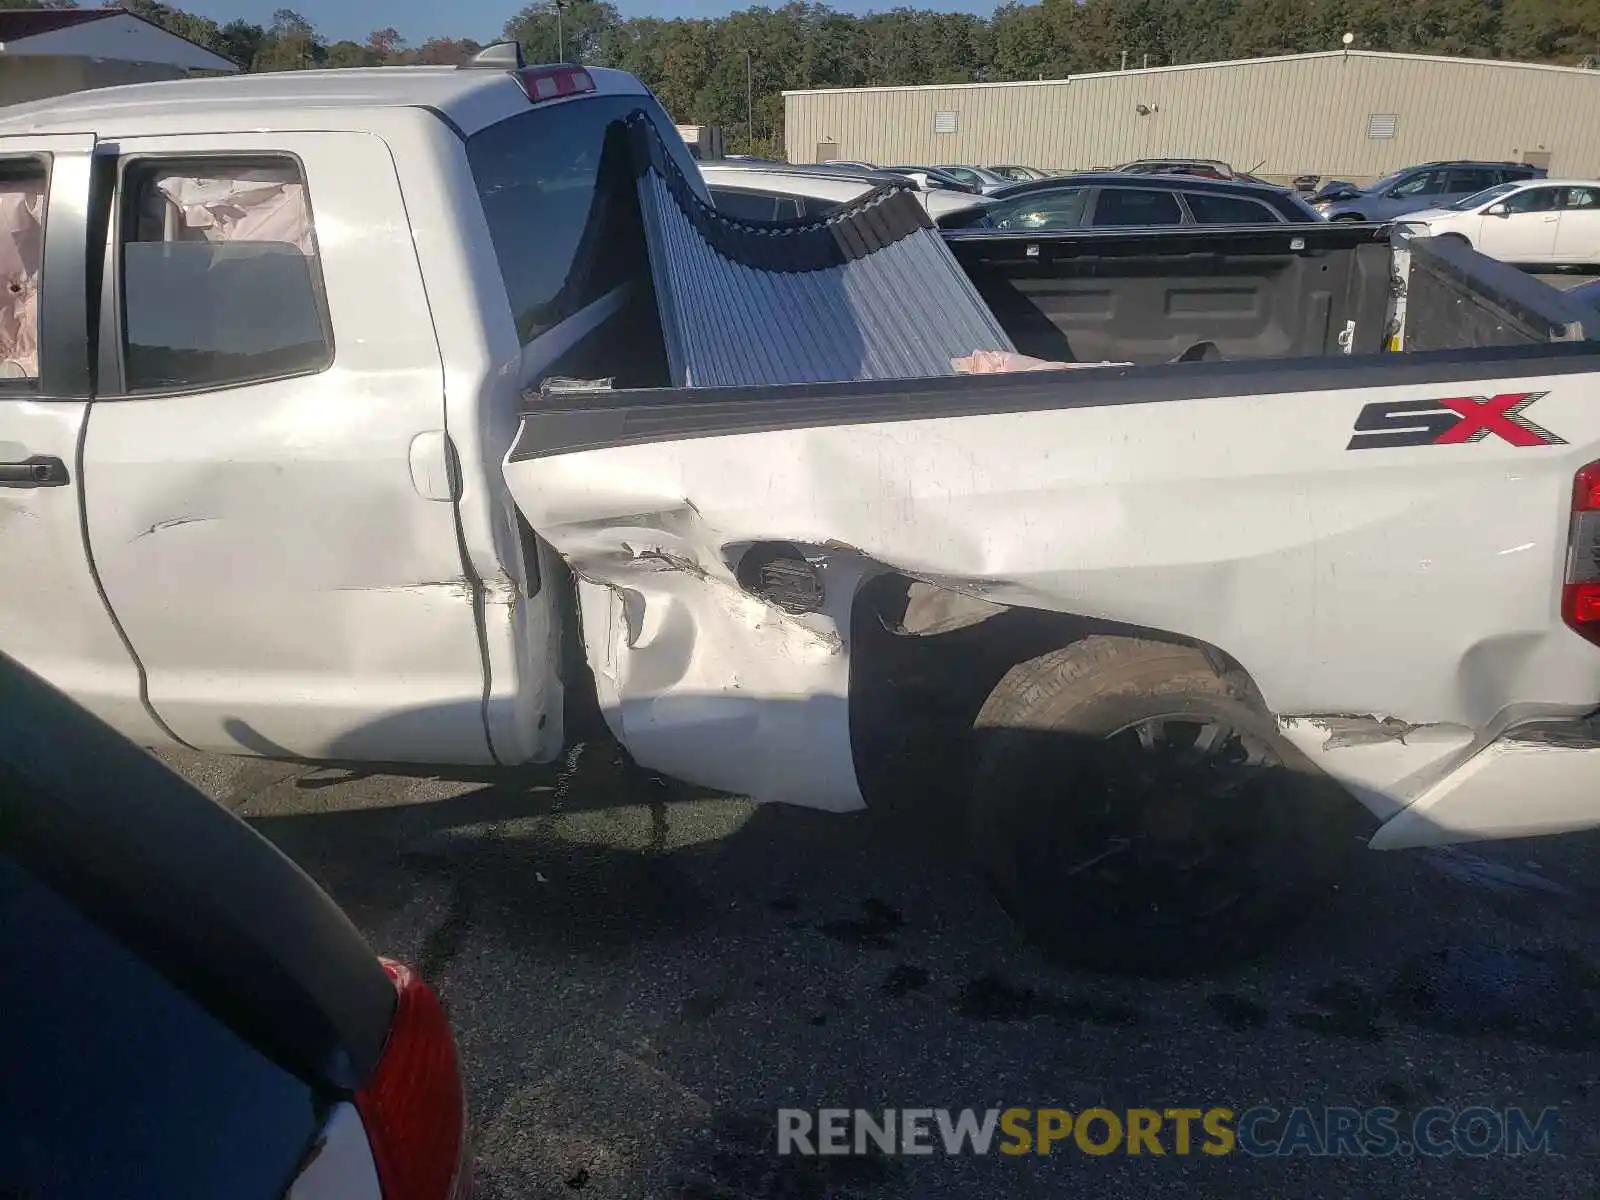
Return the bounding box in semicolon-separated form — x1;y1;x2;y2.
630;117;1013;388
0;177;44;380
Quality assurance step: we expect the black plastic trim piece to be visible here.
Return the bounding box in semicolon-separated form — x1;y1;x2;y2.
35;150;93;398
0;652;396;1092
0;454;69;486
417;104;468;141
510;343;1600;462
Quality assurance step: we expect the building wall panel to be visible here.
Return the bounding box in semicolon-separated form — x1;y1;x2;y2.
784;52;1600;183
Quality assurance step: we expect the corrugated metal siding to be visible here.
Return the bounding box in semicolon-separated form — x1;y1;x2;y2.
785;53;1600;181
634;133;1012;387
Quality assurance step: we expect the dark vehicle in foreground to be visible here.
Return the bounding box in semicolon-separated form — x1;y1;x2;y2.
0;651;469;1200
1313;160;1547;221
940;172;1323;232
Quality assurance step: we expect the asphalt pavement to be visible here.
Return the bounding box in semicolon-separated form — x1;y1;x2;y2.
159;733;1600;1200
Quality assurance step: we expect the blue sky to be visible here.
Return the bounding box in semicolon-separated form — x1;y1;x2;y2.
183;1;992;45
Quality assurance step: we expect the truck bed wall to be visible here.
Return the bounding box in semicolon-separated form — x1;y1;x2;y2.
944;225;1396;365
1401;233;1594;352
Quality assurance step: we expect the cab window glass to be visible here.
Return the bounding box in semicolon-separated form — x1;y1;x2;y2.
120;158;331;391
0;158;47;383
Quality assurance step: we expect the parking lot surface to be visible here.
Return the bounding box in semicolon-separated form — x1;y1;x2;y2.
160;734;1600;1200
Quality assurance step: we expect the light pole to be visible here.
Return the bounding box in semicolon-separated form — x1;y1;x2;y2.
552;0;567;62
745;49;754;149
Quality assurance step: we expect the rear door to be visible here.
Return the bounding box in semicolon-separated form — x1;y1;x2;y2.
1554;185;1600;264
0;134;166;743
1480;184;1561;262
80;133;495;764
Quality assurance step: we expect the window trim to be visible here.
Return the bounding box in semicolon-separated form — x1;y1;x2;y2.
0;152;51;395
107;150;335;400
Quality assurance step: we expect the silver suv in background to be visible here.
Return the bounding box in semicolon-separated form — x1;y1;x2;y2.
1313;160;1546;221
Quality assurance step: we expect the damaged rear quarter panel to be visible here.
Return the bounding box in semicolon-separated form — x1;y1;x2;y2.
506;371;1600;809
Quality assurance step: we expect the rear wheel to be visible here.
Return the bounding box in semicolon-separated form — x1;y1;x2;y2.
1330;212;1364;222
968;637;1361;975
1436;232;1472;249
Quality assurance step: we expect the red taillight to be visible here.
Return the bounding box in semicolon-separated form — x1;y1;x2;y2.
355;960;469;1200
1576;462;1600;514
1563;460;1600;646
514;65;596;103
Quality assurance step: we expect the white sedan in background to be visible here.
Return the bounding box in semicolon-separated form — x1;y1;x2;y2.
1396;178;1600;265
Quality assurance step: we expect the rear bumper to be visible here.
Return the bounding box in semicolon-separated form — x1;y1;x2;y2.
1371;717;1600;849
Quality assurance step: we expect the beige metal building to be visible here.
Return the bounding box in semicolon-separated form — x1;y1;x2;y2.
784;51;1600;184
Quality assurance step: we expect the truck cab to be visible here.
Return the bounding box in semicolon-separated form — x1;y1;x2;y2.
0;60;700;768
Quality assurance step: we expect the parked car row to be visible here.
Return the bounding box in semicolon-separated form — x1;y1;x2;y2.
939;172;1323;231
721;153;1600;266
709;160;1323;232
1311;160;1546;221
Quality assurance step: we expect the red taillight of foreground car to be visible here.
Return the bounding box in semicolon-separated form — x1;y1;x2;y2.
1563;460;1600;647
354;960;469;1200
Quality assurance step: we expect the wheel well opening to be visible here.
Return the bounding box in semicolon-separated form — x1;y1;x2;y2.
847;572;1265;811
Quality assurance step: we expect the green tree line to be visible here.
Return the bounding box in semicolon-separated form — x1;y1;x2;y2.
11;0;1599;152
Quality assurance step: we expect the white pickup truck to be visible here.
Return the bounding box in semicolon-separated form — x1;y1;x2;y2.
5;52;1600;973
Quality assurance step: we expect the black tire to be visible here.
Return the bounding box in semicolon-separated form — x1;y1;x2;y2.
1436;232;1472;250
1330;213;1364;222
968;636;1361;976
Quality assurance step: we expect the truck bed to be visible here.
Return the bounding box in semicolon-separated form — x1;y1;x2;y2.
945;222;1397;363
578;218;1597;392
943;223;1597;365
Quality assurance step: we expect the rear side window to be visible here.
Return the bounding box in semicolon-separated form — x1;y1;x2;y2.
1091;188;1184;227
0;848;321;1199
0;158;47;383
467;94;677;345
119;158;332;392
1445;168;1497;193
1183;192;1279;224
